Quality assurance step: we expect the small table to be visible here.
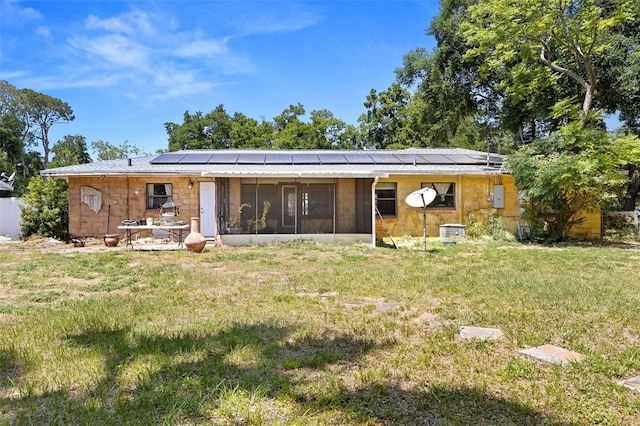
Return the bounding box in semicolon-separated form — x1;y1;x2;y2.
117;224;190;249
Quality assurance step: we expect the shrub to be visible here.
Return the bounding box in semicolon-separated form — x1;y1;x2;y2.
20;176;69;241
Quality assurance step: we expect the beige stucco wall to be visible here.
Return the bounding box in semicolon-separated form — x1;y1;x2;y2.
68;176;200;237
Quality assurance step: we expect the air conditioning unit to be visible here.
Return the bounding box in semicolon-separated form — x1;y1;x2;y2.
439;224;466;239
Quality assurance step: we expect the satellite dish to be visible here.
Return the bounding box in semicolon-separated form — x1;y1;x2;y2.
405;188;437;208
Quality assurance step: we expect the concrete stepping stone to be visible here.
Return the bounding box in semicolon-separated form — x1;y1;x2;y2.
459;326;503;341
344;302;365;308
376;302;401;312
618;376;640;392
519;344;584;366
321;292;338;298
413;312;441;327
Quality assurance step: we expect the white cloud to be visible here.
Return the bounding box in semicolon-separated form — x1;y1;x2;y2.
174;39;229;58
233;8;322;35
1;0;42;21
36;26;50;38
70;34;150;69
84;9;154;36
6;3;315;103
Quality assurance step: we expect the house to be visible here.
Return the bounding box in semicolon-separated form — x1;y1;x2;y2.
40;148;601;245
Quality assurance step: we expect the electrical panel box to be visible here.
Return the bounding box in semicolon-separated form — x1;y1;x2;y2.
493;184;505;209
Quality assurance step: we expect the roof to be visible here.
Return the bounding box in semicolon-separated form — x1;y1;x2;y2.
41;148;505;179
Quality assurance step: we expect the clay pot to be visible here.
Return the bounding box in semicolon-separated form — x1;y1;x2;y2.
184;218;206;253
103;234;120;247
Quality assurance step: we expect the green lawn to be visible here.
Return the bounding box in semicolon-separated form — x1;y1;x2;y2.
0;240;639;425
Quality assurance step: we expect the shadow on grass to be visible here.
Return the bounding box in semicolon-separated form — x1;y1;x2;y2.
1;322;577;425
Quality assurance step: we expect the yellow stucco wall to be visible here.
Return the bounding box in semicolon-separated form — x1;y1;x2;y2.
374;173;601;240
375;174;517;238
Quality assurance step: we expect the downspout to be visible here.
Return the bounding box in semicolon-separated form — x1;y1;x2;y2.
371;177;379;248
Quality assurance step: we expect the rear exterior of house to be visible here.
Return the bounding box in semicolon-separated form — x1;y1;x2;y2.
40;148;601;245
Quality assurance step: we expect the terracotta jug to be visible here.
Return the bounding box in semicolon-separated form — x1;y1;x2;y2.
184;217;206;253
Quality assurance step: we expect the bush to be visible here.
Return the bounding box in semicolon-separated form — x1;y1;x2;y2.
20;176;69;241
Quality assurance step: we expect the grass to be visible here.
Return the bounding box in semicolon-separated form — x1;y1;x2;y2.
0;239;639;424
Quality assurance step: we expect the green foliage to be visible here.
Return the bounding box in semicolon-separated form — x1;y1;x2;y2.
91;140;143;161
465;212;511;240
506;124;640;240
51;135;91;167
358;83;422;149
165;103;362;151
15;88;74;168
20;176;69;241
462;0;637;121
1;81;46;194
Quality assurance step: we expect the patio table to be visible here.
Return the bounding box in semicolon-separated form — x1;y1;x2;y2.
117;224;190;249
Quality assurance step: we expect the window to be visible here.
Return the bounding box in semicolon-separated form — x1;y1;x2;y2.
147;183;172;209
422;182;455;208
375;182;397;217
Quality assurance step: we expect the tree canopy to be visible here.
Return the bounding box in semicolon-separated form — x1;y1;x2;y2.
164;104;364;151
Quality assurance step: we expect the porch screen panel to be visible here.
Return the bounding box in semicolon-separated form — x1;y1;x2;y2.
300;184;334;218
240;183;279;233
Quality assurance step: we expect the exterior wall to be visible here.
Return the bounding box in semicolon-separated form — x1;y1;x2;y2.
375;174;521;239
65;173;601;240
68;176;199;237
374;173;601;240
336;178;357;233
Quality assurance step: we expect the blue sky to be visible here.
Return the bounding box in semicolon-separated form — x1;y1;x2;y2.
1;0;439;156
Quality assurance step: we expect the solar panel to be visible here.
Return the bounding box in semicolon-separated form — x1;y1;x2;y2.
423;154;456;164
343;153;373;164
444;154;488;164
367;153;403;164
235;153;266;164
207;153;239;164
150;153;187;164
318;153;348;164
179;153;213;164
291;153;320;164
265;154;293;164
392;154;430;165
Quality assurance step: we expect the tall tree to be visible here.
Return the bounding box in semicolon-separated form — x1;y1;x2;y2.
16;89;74;169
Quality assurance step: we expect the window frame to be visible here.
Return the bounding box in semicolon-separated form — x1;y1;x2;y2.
421;182;456;209
146;183;173;210
375;182;397;217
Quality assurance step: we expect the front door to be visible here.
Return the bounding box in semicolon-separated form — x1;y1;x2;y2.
282;185;296;232
199;181;216;237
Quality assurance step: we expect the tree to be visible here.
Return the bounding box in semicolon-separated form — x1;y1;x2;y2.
229;113;273;149
91;140;143;161
20;175;69;241
51;135;92;167
462;0;637;123
16;88;74;169
358;83;420;149
506;123;639;241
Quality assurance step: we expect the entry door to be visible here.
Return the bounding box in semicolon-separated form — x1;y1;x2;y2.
282;185;296;231
199;181;216;237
